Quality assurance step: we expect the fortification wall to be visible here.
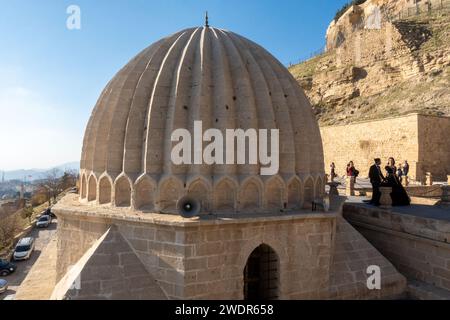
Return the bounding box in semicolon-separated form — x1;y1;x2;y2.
320;114;450;181
320;114;420;179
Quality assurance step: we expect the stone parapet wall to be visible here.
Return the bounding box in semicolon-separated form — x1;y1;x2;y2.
329;216;407;299
407;185;444;198
343;203;450;294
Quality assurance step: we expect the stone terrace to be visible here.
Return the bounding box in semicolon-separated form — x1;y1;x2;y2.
343;201;450;299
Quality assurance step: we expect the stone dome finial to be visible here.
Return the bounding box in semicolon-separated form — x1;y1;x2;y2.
205;11;209;27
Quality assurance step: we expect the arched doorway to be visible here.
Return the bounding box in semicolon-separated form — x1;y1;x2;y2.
243;244;279;300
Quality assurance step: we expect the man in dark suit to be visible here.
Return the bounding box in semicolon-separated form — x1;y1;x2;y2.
369;158;384;205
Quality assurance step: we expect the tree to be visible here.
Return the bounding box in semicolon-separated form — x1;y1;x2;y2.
60;170;78;191
40;168;62;205
35;169;77;206
21;205;34;223
0;214;21;250
335;0;368;21
31;186;50;206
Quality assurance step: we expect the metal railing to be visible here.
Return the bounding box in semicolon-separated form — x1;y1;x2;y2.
287;0;450;67
385;0;450;22
287;46;325;67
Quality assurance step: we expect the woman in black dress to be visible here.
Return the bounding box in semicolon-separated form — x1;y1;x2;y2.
387;157;397;173
382;165;411;206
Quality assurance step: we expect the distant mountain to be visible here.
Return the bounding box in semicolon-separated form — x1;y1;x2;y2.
2;161;79;182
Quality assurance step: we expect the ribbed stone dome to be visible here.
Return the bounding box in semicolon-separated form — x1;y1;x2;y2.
79;26;325;214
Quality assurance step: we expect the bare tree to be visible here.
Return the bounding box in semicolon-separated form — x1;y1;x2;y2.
31;186;50;206
0;214;21;250
21;205;34;223
40;168;62;205
60;170;78;191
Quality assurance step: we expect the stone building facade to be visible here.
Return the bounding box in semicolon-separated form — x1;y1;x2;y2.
320;113;450;181
54;195;406;300
49;25;406;300
55;197;338;299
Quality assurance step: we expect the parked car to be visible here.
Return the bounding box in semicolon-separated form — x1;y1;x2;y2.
0;259;16;276
42;208;56;219
13;237;35;261
36;215;52;228
0;279;8;294
68;187;78;194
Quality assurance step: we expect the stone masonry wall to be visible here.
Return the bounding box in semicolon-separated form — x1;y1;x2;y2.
117;216;337;299
54;193;408;300
320;114;420;179
55;208;337;299
418;115;450;181
66;226;167;300
56;214;110;281
320;114;450;181
180;218;335;300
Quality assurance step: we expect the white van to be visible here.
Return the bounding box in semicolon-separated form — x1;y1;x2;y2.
13;237;35;261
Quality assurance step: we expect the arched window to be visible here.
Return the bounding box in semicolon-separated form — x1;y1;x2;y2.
80;174;87;199
303;177;314;209
98;177;112;204
287;179;301;210
315;177;324;199
188;180;210;213
87;175;97;202
240;181;260;211
214;180;235;212
115;177;131;207
244;244;279;300
135;178;155;210
159;178;183;212
266;178;284;211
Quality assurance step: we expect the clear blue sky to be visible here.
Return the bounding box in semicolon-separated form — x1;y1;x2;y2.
0;0;347;171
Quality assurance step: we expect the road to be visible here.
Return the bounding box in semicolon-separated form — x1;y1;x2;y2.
0;220;57;300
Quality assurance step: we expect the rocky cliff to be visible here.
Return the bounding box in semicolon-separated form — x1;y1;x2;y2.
289;0;450;125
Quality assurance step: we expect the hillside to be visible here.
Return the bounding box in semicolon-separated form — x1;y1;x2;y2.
2;161;79;181
289;1;450;126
